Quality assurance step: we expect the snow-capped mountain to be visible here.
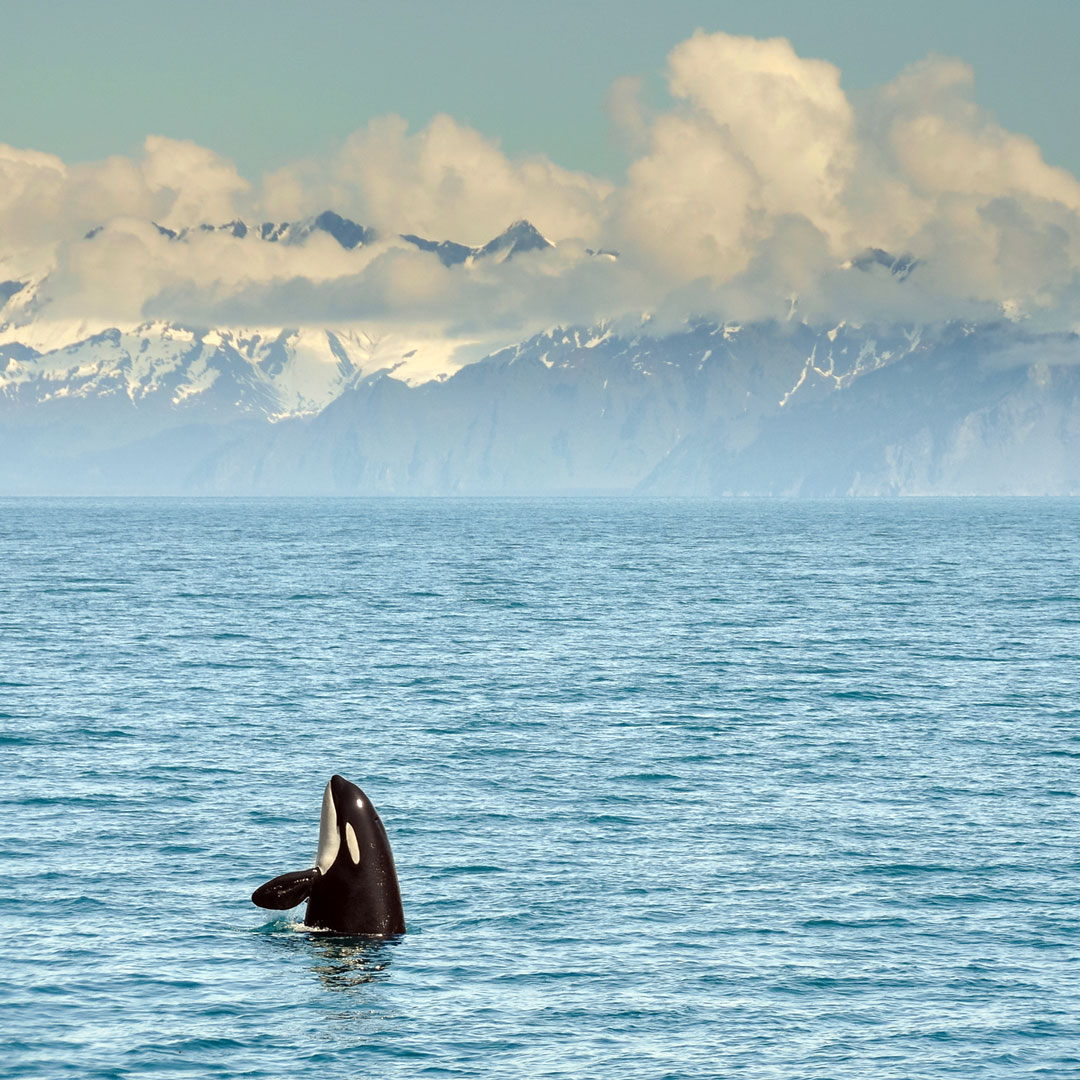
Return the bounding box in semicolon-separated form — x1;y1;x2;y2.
0;321;462;418
82;210;552;264
137;209;378;249
0;214;559;406
1;212;1077;496
400;219;553;266
475;219;553;258
186;318;1077;497
4;305;1077;495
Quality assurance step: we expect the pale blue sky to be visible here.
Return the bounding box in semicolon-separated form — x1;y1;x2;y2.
4;0;1079;180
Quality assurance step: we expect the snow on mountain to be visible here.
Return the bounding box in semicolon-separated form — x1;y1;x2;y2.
0;214;555;417
120;209;379;250
474;219;554;261
83;210;554;264
0;321;471;417
204;318;1080;497
10;311;1070;498
2;210;1077;496
0;243;60;328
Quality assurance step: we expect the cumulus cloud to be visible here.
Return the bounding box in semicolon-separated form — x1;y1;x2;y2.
144;236;650;345
50;217;380;324
847;55;1080;319
260;113;611;245
610;33;1080;327
6;29;1080;340
0;137;248;254
872;57;1080;209
0;145;68;253
141;136;251;228
611;32;854;290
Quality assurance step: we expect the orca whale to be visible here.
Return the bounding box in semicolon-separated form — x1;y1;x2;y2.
252;775;405;936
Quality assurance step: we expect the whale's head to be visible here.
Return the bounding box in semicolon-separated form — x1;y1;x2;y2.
315;774;393;876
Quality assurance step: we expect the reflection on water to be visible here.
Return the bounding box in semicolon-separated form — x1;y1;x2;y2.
309;935;400;992
259;921;402;996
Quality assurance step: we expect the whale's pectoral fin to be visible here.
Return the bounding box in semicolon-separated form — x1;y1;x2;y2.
251;868;320;909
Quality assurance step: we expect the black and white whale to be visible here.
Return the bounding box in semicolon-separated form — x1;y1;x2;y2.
252;775;406;936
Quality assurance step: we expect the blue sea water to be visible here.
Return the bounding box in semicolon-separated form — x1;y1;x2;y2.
1;497;1078;1079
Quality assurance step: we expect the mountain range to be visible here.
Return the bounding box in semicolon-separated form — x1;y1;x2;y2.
1;213;1078;495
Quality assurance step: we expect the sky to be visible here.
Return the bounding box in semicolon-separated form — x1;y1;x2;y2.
6;0;1080;182
4;0;1080;345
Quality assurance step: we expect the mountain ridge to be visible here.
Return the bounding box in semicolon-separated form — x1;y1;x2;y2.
4;311;1075;496
78;211;554;264
0;214;1074;496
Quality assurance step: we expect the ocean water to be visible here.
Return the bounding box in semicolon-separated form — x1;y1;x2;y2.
1;497;1078;1079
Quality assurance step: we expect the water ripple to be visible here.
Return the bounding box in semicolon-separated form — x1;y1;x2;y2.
1;497;1078;1079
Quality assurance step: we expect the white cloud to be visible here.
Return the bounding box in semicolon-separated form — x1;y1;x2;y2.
873;57;1080;209
0;145;70;250
260;113;611;245
0;136;249;255
141;136;251;228
613;31;854;291
5;31;1080;338
614;35;1080;324
666;31;855;235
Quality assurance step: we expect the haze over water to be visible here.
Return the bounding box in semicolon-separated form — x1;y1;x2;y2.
2;498;1078;1078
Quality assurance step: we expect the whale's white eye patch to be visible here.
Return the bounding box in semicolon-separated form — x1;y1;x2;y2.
345;822;360;865
315;782;340;874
